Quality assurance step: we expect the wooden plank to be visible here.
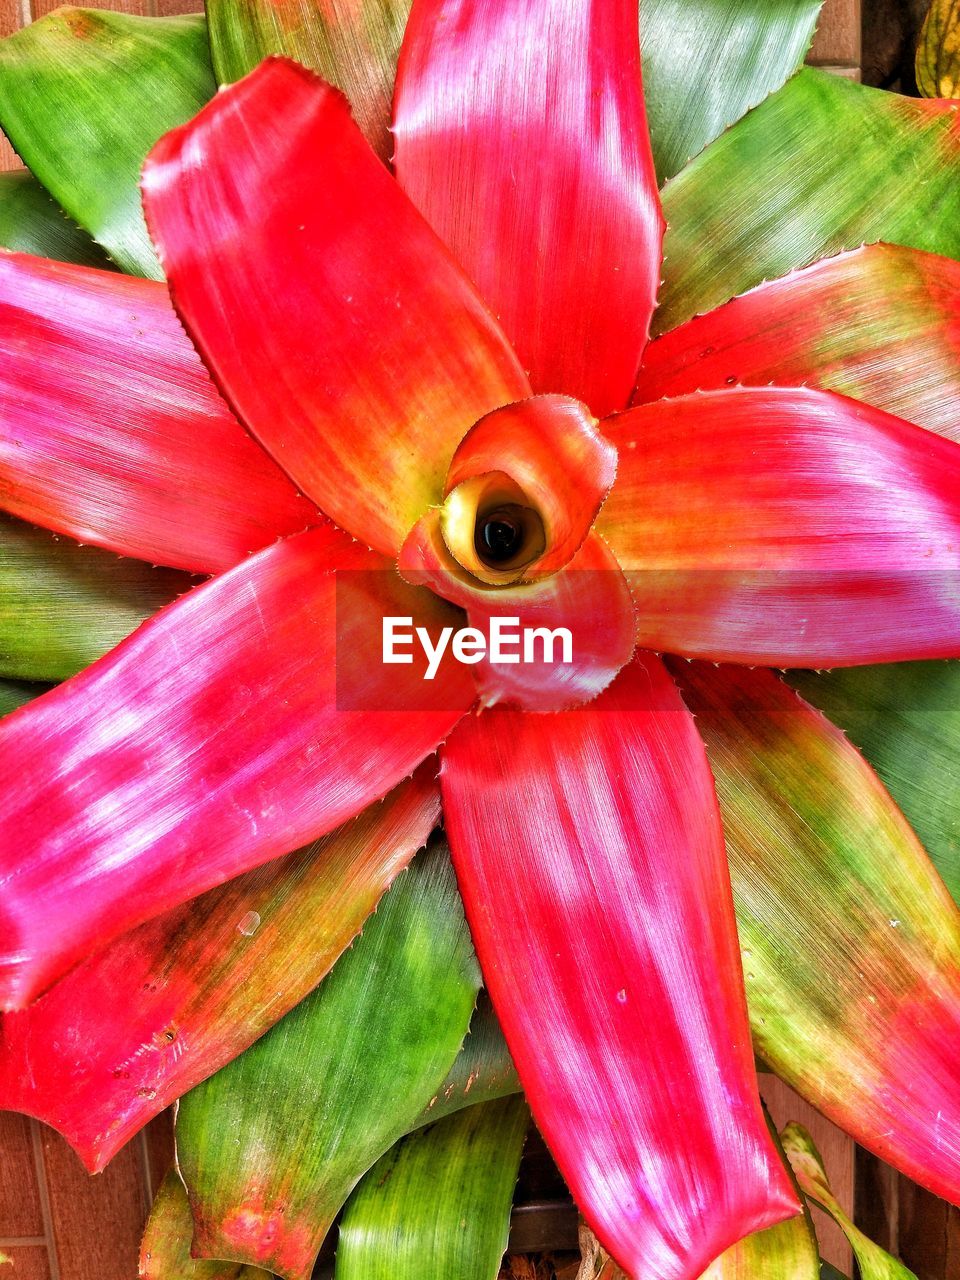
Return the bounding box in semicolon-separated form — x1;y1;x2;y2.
856;1148;899;1255
760;1076;855;1275
900;1180;960;1280
152;0;202;14
0;1113;43;1237
0;1244;52;1280
141;1111;176;1204
29;0;148;18
35;1121;149;1280
0;0;22;169
809;0;861;68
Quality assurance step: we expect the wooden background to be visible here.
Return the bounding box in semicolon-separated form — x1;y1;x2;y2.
0;1;946;1277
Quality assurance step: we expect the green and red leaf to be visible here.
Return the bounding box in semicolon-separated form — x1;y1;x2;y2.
177;840;480;1280
657;68;960;335
140;1170;271;1280
598;387;960;666
781;1125;917;1280
671;660;960;1206
0;514;192;682
790;661;960;905
206;0;411;160
0;530;473;1009
636;245;960;442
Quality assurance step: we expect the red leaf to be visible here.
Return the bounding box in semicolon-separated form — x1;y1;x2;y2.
597;386;960;665
393;0;663;417
0;529;473;1009
440;654;799;1278
142;58;529;557
0;252;320;573
0;767;440;1171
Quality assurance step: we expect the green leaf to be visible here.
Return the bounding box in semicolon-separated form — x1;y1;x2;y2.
781;1124;917;1280
141;1170;272;1279
790;663;960;907
0;9;215;277
820;1266;851;1280
640;0;823;183
337;1096;529;1280
177;838;481;1280
206;0;410;160
0;515;193;681
415;993;520;1130
669;660;960;1202
657;68;960;334
0;678;48;718
916;0;960;96
0;169;110;266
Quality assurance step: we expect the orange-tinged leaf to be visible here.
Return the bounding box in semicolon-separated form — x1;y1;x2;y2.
140;1170;271;1279
143;58;528;557
442;396;617;581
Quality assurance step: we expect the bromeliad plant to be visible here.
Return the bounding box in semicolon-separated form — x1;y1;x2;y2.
5;1;960;1277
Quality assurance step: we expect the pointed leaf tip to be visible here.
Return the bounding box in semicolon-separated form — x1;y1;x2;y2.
781;1124;918;1280
639;0;824;182
658;69;960;334
206;0;411;160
